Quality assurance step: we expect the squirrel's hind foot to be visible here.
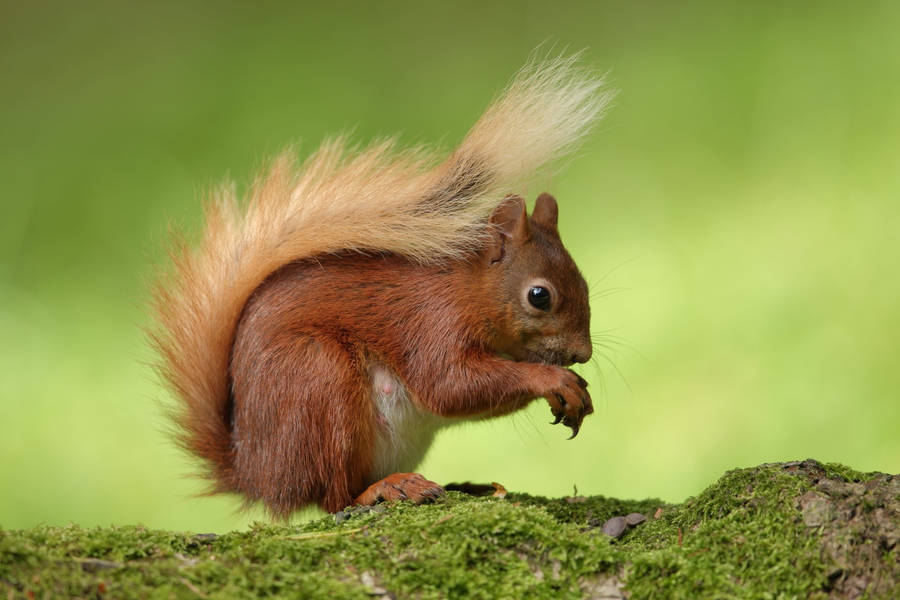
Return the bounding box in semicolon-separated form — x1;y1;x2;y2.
353;472;445;506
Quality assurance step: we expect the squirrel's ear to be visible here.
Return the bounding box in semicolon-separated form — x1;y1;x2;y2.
486;195;529;263
532;193;559;230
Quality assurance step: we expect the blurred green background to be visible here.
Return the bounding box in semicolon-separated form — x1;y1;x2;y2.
2;1;898;533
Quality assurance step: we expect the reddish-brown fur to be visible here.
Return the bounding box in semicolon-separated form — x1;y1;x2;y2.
227;195;593;516
151;57;611;517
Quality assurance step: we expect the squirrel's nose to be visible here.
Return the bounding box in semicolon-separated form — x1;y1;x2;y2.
570;341;592;364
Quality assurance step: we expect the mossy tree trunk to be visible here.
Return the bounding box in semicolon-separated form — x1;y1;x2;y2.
2;460;898;599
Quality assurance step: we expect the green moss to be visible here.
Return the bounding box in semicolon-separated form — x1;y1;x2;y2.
819;462;876;483
2;461;897;599
510;490;667;528
621;464;824;598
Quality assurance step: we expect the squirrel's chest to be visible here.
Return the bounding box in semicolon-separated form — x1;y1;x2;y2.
368;364;447;481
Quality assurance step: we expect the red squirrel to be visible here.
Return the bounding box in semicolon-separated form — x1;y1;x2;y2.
152;56;612;517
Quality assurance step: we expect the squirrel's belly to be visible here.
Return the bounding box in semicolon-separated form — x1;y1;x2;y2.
369;363;447;482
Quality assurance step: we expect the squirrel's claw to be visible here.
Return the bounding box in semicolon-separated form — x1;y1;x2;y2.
580;396;592;417
550;393;566;424
545;377;591;438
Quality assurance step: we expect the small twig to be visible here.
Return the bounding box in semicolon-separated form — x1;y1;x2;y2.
70;557;123;571
179;576;208;598
677;528;683;547
282;527;365;540
430;514;453;528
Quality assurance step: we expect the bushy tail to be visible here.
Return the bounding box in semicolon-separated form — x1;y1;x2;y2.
150;55;612;489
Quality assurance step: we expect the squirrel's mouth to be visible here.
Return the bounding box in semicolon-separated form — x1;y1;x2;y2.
498;349;575;367
522;349;575;367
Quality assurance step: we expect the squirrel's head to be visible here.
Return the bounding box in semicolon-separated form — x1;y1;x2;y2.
482;193;592;367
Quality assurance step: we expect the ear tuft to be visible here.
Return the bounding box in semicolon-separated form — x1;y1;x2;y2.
532;192;559;229
489;195;530;237
486;195;529;262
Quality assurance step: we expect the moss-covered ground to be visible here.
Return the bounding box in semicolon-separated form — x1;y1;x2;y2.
2;460;898;599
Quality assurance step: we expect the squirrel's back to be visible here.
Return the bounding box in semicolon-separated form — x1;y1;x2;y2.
150;55;611;491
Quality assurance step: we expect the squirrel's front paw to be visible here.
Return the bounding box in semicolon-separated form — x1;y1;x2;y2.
542;368;592;439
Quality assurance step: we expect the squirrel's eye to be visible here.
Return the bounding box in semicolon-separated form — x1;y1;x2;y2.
527;286;552;311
